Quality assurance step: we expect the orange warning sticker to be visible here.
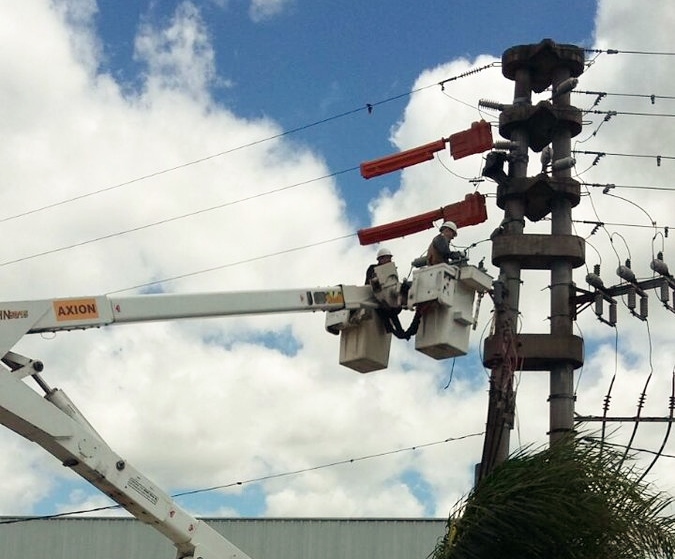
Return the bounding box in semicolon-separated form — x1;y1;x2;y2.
54;298;99;321
324;291;345;305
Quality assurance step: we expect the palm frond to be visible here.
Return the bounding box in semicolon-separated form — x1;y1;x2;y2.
432;435;675;559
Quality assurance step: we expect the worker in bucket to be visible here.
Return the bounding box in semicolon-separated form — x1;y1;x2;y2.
427;221;465;265
364;247;414;339
365;246;394;285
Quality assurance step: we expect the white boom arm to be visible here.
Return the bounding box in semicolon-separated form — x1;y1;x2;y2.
0;360;249;559
0;284;374;356
0;283;375;559
0;265;492;559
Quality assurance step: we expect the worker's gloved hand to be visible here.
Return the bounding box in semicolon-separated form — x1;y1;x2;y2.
449;251;466;262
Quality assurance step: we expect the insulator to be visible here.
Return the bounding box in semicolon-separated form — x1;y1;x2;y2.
594;264;601;275
617;265;636;283
552;77;578;98
479;99;505;111
640;296;649;319
627;288;636;310
551;157;576;171
540;146;552;166
609;301;617;325
594;293;603;316
586;272;604;290
651;258;670;277
661;282;670;302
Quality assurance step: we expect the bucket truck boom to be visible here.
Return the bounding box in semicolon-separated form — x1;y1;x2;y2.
0;284;376;559
0;265;491;559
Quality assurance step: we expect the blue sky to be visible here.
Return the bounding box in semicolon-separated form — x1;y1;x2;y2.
2;0;675;537
92;0;597;228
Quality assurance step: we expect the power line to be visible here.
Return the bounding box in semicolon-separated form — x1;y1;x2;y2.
0;126;362;226
584;438;675;460
0;64;496;225
107;233;356;294
0;167;357;269
582;181;675;192
586;108;675;118
0;62;501;269
585;48;675;56
0;431;484;524
574;150;675;165
572;219;672;232
576;90;675;103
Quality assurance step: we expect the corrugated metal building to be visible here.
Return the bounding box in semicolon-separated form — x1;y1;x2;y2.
0;517;446;559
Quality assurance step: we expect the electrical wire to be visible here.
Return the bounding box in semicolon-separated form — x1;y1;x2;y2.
6;78;675;272
618;319;656;469
582;181;675;193
575;90;675;104
573;150;675;165
0;63;497;226
573;218;673;232
610;232;631;267
443;358;457;389
584;48;675;56
602;192;657;238
0;63;503;269
0;430;484;524
588;439;675;460
107;233;356;294
0;123;361;226
637;368;675;483
0;167;357;269
587;108;675;119
582;236;602;267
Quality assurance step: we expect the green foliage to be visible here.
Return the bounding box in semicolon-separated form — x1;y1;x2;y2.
432;436;675;559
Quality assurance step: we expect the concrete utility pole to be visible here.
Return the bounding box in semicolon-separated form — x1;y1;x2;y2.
478;40;586;481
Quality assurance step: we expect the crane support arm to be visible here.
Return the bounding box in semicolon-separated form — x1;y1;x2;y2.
0;284;377;559
0;266;492;558
0;285;374;356
0;363;252;559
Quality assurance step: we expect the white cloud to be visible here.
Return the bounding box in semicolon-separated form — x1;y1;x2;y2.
366;0;675;502
134;2;221;100
249;0;291;23
1;0;675;533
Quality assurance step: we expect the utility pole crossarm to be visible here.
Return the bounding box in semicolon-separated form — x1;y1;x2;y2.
576;415;675;423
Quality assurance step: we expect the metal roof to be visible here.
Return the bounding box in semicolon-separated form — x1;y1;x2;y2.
0;517;446;559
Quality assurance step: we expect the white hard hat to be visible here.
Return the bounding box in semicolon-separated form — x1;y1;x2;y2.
440;221;458;233
376;247;393;259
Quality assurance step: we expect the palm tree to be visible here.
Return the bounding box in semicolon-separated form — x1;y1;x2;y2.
432;435;675;559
